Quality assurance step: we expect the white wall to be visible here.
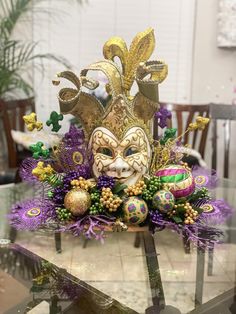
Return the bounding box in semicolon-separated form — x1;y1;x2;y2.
191;0;236;178
191;0;236;104
33;0;196;131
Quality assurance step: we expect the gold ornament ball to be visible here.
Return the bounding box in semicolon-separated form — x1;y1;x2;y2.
64;189;91;216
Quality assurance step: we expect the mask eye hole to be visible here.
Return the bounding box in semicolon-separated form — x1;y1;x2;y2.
124;146;139;157
97;147;113;157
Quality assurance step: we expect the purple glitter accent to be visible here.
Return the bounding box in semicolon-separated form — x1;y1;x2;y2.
62;215;115;242
140;204;146;213
165;193;172;200
154;107;172;129
9;199;55;230
154;195;161;201
128;204;136;212
193;198;233;224
64;168;90;182
63;125;85;146
97;175;115;190
192;166;218;189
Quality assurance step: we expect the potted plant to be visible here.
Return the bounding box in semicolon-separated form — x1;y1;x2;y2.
0;0;83;169
0;0;84;100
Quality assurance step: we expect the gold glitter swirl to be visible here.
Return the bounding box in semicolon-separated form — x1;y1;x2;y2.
27;207;41;217
72;151;84;165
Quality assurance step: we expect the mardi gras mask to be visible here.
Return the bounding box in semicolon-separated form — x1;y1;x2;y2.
55;28;168;186
89;126;151;185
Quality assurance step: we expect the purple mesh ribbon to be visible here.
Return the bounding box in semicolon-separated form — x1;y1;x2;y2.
192;166;218;189
193;198;233;224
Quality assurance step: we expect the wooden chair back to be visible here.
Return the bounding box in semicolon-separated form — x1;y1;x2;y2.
154;103;210;159
0;98;35;168
210;103;236;178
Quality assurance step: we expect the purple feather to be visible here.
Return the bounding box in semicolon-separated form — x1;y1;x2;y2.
9;199;55;230
192;166;218;189
193;198;233;224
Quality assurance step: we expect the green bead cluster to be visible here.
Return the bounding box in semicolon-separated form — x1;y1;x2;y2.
201;187;210;198
89;203;104;215
89;191;104;215
142;189;153;201
142;176;162;201
56;207;72;221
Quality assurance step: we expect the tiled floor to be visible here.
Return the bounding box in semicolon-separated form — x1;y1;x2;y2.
14;229;236;314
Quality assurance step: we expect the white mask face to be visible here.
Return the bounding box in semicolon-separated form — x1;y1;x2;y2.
89;126;151;186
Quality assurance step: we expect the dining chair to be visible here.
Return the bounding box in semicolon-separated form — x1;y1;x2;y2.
0;97;35;168
210;103;236;178
207;103;236;276
154;102;210;160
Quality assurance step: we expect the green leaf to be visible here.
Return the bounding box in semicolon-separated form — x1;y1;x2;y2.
176;206;186;215
113;183;128;194
172;216;183;224
192;205;203;214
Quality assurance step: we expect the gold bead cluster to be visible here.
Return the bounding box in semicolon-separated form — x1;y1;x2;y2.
32;161;54;181
70;177;92;191
180;161;191;171
183;203;199;224
167;209;177;217
124;180;146;196
100;188;122;212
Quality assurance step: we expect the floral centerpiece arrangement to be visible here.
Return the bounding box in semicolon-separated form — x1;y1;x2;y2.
9;29;232;246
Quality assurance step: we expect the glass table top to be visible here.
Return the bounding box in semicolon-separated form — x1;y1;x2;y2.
0;178;236;313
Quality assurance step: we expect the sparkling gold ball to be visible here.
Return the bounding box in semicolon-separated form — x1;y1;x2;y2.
64;189;91;216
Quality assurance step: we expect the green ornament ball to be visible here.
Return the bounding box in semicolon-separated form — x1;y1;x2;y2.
152;190;175;213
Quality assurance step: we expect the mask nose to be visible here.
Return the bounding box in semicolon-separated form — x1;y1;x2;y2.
109;157;130;176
